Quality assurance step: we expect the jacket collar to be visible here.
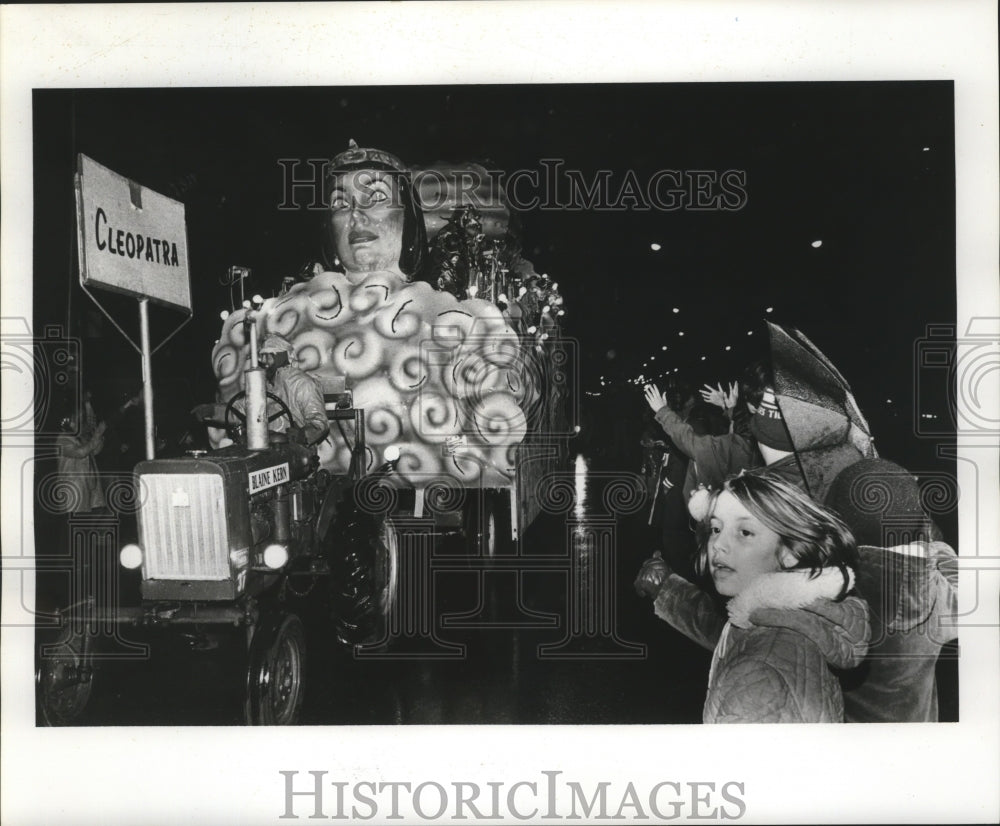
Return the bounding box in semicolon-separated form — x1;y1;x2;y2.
727;567;854;629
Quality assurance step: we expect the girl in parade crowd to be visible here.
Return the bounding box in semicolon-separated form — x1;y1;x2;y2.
635;472;870;723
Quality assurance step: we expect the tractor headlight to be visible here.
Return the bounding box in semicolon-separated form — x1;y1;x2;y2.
262;543;289;570
120;543;143;570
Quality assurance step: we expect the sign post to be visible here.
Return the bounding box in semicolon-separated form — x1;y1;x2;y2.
138;298;155;459
74;154;193;460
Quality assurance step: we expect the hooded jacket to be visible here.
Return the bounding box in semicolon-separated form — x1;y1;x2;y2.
654;568;870;723
840;541;958;722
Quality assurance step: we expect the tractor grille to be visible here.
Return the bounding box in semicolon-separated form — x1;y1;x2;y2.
138;474;230;580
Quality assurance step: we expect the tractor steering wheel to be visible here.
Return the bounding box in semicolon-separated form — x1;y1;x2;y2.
223;390;295;442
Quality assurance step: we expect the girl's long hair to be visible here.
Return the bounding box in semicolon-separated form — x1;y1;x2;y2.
696;472;859;600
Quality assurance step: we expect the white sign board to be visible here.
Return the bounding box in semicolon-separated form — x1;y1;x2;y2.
248;463;290;495
75;153;192;312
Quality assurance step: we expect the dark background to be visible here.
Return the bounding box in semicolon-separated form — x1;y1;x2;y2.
32;82;957;540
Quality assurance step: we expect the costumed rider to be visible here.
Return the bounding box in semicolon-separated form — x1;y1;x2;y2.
257;334;330;448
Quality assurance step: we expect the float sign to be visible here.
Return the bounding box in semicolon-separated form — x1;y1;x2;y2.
75;153;192;312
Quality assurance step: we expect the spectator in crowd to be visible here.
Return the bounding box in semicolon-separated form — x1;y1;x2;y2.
825;459;958;722
644;324;958;722
53;394;107;516
634;472;869;723
642;361;769;497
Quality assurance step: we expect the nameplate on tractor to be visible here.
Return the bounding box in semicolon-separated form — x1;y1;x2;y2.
248;463;290;494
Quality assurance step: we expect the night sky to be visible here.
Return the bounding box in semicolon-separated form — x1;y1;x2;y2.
32;82;956;489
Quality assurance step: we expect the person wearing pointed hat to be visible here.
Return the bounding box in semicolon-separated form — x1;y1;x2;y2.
257;334;330;448
322;140;427;282
227;333;330;447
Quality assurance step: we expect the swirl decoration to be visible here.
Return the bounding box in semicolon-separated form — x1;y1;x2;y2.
290;329;336;373
388;346;431;392
432;309;475;350
848;475;894;514
36;473;84;515
444;350;504;401
365;406;404;445
305;281;350;327
349;274;395;315
213;346;241;388
332;328;384;379
373;298;421;340
446;451;485;484
105;476;144;515
266;295;302;338
422;476;468;515
393;441;443;485
409;392;460;444
601;473;647;516
535;471;578;515
354;475;400;517
470;391;527;446
490;444;518;479
918;473;960;515
212;269;543;490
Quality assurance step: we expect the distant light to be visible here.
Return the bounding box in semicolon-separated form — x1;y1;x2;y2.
574;424;582;433
650;243;662;251
672;308;679;314
678;331;685;336
765;307;774;313
700;356;706;361
886;399;893;404
725;346;731;351
747;331;753;336
811;240;823;249
673;368;679;373
922;147;930;152
661;345;668;351
650;356;655;361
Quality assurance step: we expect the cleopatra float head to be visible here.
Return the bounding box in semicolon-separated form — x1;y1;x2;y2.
322;140;427;280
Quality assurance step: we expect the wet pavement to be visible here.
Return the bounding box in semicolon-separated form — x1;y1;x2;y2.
34;450;956;726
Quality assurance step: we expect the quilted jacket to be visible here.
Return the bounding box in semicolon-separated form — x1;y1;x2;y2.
654;568;870;723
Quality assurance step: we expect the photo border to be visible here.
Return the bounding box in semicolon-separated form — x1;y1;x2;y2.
2;3;998;824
